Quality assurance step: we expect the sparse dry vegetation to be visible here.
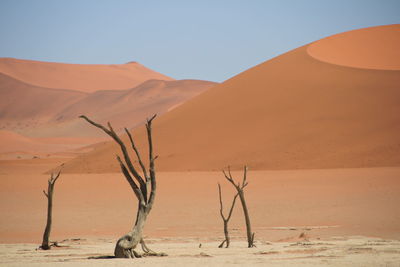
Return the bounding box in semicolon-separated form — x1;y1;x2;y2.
80;114;166;258
40;171;61;250
222;166;255;248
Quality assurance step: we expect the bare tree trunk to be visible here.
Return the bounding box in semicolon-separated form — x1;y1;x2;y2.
40;171;61;250
217;183;238;248
238;188;255;247
114;204;148;258
80;115;165;258
222;166;255;248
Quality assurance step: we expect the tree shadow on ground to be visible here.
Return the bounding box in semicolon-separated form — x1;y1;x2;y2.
88;255;115;259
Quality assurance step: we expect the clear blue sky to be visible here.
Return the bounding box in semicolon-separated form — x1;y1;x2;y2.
0;0;399;82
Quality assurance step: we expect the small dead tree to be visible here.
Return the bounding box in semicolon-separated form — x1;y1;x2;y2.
222;166;255;248
217;183;239;248
80;114;165;258
40;171;61;250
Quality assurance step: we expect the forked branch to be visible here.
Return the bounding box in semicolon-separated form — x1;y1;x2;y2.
218;183;238;248
79;115;148;202
222;166;255;248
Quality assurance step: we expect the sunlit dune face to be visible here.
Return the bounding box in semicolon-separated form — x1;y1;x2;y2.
307;24;400;70
61;24;400;173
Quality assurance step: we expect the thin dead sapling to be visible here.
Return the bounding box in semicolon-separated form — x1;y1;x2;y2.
222;166;255;248
217;183;239;248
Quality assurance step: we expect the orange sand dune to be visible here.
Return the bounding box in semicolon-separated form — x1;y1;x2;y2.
0;73;86;131
52;79;216;128
0;58;173;92
0;76;214;155
23;79;216;138
62;24;400;173
0;66;215;139
308;24;400;70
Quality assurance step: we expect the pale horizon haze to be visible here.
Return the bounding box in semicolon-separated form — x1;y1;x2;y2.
0;0;399;82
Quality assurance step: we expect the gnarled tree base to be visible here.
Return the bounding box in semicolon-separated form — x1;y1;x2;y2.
218;240;229;248
38;241;62;250
114;237;167;258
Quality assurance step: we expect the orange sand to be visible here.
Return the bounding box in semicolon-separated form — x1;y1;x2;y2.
0;130;107;160
1;70;215;149
31;79;216;138
0;58;173;92
308;24;400;70
0;159;399;243
62;24;400;173
0;73;86;125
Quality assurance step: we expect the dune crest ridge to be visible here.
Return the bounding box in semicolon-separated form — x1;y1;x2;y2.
307;24;400;70
0;58;174;92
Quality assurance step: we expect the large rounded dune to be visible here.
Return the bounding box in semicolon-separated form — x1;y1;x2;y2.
62;25;400;172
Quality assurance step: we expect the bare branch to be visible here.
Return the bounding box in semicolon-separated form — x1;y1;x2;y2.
147;114;157;124
43;190;48;198
125;128;148;181
222;169;230;180
217;179;239;248
116;156;143;204
218;182;239;222
242;166;248;188
222;167;238;190
80;115;112;135
146;115;157;211
226;192;239;221
107;121;114;132
53;171;61;183
80;115;147;201
50;170;62;184
218;183;225;220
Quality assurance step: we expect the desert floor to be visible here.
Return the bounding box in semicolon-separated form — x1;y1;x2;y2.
1;237;400;266
1;158;399;266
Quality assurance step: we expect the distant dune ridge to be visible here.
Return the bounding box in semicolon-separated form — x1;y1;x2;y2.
0;58;173;92
61;24;400;173
0;58;216;154
45;79;216;136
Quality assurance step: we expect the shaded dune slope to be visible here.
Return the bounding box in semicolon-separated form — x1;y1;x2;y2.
0;73;86;127
61;25;400;173
28;79;216;137
0;72;215;138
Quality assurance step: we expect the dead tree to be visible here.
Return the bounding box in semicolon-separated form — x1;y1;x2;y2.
217;183;238;248
222;166;255;248
40;171;61;250
80;114;165;258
